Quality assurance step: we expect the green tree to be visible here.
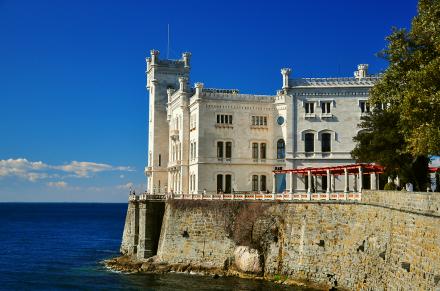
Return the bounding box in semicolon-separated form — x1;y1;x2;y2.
370;0;440;156
351;110;412;178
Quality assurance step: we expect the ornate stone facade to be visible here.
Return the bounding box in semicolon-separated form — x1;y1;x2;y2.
144;50;379;195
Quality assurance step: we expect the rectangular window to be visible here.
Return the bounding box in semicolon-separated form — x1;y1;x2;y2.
217;174;223;193
321;133;331;153
321;102;331;114
252;175;259;191
217;141;224;159
260;175;267;191
158;154;161;167
305;102;314;114
225;142;232;159
305;133;314;153
216;114;233;124
251;116;267;126
225;175;232;193
360;101;370;113
260;143;266;159
252;143;259;159
190;143;193;160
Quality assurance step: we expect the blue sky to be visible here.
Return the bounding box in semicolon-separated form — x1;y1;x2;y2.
0;0;421;202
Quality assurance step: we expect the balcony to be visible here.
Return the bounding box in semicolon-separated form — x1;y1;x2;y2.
304;113;316;119
321;113;333;119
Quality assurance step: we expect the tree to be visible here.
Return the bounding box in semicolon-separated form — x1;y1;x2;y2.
369;0;440;156
351;110;412;177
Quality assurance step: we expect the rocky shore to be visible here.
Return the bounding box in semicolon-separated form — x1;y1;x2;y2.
103;255;325;290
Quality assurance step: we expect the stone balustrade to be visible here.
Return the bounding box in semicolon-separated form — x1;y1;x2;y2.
131;191;362;202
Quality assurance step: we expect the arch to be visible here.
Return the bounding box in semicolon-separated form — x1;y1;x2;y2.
277;139;285;159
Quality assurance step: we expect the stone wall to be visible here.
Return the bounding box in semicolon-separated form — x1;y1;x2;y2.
122;191;440;290
362;190;440;216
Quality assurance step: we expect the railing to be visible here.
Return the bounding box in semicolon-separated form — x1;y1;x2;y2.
130;191;362;202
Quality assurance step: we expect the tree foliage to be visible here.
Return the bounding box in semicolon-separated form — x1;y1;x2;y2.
352;0;438;189
369;0;440;156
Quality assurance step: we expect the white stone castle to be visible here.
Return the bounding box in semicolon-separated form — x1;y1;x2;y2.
144;50;380;195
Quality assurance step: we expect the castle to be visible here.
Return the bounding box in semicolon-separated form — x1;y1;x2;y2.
144;50;380;195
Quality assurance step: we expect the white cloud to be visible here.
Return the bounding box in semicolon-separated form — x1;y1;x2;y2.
55;161;133;178
117;182;134;190
47;181;68;188
0;158;134;182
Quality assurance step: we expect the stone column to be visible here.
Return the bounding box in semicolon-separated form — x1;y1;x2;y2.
331;174;335;192
289;172;294;193
344;168;349;194
358;167;363;192
370;173;377;190
272;174;276;194
307;171;312;200
326;170;331;194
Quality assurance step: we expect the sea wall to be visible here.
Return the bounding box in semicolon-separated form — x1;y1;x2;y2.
121;192;440;290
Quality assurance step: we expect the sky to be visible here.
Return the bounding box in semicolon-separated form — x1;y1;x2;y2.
0;0;423;202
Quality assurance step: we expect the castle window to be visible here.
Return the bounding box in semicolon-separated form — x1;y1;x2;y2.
321;133;331;153
321;102;331;114
158;154;161;166
277;139;285;159
305;133;314;153
251;116;267;126
225;175;232;193
252;175;258;191
260;143;266;159
360;101;370;113
252;143;259;160
217;141;224;159
260;175;267;191
305;102;314;114
217;174;223;193
217;114;233;125
225;142;232;159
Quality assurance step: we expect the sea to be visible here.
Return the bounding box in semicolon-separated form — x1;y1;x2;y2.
0;203;314;290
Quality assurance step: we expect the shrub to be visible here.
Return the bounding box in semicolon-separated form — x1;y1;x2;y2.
384;182;396;191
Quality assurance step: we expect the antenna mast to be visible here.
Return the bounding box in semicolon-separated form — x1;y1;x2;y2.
167;24;170;59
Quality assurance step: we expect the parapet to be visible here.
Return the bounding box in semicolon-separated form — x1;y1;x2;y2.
145;49;191;70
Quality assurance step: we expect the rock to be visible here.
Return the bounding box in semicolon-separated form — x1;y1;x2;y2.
233;246;262;274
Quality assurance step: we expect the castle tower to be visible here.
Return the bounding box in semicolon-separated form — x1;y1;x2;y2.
145;50;191;193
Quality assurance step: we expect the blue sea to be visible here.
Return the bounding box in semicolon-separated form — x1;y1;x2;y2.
0;203;313;290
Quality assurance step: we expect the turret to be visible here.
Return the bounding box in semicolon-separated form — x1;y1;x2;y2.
354;64;369;80
182;52;191;68
179;77;188;93
281;68;292;89
194;82;204;97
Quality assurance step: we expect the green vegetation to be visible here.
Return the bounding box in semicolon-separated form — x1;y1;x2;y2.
352;0;439;190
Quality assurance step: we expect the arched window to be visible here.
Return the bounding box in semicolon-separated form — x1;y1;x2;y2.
260;175;267;191
252;175;258;191
217;174;223;193
321;133;331;153
305;133;314;153
277;139;285;159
